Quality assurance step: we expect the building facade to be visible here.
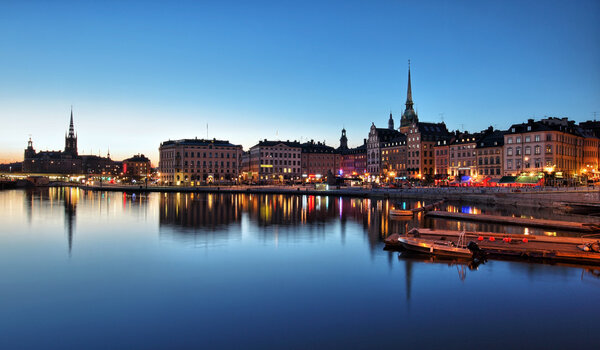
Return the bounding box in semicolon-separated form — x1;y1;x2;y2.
300;140;340;179
366;121;402;177
405;122;451;179
159;138;243;185
244;140;302;182
123;154;152;179
448;132;480;178
381;134;407;179
434;139;451;177
475;130;504;178
503;118;583;177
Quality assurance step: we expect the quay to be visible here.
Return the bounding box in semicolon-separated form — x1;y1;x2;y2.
426;211;600;233
385;229;600;265
65;184;600;208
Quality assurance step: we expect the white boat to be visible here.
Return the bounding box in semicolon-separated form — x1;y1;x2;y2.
398;231;479;258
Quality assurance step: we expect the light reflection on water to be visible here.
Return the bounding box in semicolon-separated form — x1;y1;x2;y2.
0;188;599;350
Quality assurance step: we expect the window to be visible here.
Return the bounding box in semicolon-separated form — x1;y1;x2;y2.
525;146;531;155
507;147;513;156
535;135;540;142
525;136;531;142
534;146;541;155
546;145;552;154
516;137;521;143
516;147;521;156
507;137;513;144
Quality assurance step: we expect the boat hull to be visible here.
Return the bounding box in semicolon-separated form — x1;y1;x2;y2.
398;237;473;258
390;209;413;217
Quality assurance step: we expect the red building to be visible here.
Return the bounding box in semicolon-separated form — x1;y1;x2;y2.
123;154;152;179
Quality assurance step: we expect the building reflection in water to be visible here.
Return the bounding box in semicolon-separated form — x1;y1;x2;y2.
157;193;427;253
23;188;151;254
24;187;79;255
16;188;598;303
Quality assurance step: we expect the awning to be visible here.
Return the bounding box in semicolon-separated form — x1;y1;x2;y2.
516;174;543;184
498;176;517;184
473;176;491;184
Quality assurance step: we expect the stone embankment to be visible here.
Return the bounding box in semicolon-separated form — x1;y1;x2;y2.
75;184;600;208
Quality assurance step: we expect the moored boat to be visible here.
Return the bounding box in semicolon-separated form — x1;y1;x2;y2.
398;236;474;258
390;209;413;217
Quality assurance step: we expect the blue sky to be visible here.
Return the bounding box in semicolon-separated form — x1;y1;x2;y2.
1;0;599;164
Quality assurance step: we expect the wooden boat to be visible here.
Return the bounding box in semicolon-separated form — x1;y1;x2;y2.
398;236;474;258
390;209;414;217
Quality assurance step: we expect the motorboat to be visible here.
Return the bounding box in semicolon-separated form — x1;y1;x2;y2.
397;231;482;258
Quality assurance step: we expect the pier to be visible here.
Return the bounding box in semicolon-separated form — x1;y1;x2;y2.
385;228;600;265
426;210;600;232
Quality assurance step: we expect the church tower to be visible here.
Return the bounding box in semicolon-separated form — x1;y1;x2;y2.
64;107;78;156
24;137;36;159
339;128;348;150
400;60;418;133
388;111;394;130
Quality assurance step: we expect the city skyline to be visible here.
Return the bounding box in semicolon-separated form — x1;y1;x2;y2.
1;0;599;164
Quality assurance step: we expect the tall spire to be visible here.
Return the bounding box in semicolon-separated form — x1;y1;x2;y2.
405;60;413;110
68;106;75;138
400;59;418;130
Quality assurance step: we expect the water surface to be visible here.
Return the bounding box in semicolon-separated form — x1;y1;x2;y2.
0;188;598;349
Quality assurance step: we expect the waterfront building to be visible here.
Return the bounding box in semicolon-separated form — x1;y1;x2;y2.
123;154;151;179
244;139;302;182
23;109;117;175
405;121;451;179
159;138;242;185
579;128;599;178
340;144;367;178
503;118;583;178
81;153;122;176
381;134;407;179
366;121;402;177
434;138;452;178
337;129;367;177
475;129;505;179
300;140;340;179
448;132;481;179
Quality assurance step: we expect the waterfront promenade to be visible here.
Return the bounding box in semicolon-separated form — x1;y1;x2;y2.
76;183;600;208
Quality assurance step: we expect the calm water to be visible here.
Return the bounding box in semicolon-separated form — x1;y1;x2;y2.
1;188;599;349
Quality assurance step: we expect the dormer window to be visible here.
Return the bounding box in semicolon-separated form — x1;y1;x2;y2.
527;126;531;131
511;128;515;132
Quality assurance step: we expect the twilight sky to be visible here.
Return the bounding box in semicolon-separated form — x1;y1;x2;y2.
1;0;599;164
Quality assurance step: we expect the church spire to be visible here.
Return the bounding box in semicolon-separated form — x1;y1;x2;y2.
65;106;78;156
388;111;394;130
68;106;75;138
400;60;418;130
405;60;413;110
